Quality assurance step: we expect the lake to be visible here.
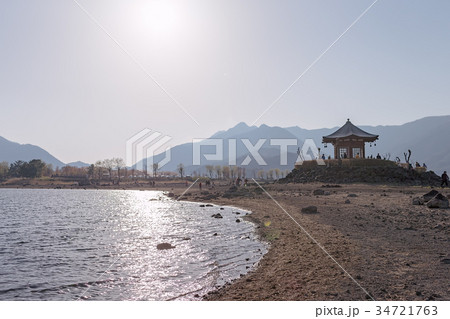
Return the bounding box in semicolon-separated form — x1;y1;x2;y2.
0;188;266;300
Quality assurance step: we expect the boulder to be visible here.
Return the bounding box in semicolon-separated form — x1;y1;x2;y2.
211;213;223;219
426;193;449;209
301;206;318;214
313;189;325;195
156;243;175;250
347;194;358;197
423;189;439;202
167;192;175;198
412;197;424;205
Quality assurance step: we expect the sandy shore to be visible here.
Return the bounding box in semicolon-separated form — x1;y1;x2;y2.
2;180;449;300
173;182;449;301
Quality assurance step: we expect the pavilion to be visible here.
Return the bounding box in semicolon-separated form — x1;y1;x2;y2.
322;119;379;159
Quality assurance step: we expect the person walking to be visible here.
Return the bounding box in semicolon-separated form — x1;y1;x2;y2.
441;171;449;187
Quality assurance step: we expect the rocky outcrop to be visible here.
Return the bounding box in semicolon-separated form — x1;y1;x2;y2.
283;164;440;185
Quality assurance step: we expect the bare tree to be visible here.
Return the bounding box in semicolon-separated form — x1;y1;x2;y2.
274;168;281;179
205;165;214;178
257;170;265;180
95;161;104;181
403;149;412;164
103;159;114;181
222;166;230;179
214;165;222;179
113;158;125;183
152;163;159;178
177;163;185;178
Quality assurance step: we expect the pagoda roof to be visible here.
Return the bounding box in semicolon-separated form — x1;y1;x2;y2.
322;119;378;143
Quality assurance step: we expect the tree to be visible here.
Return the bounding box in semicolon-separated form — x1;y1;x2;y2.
113;158;125;182
215;165;222;179
88;164;95;179
44;163;54;177
95;161;104;181
9;160;25;177
205;165;214;178
257;170;265;180
404;150;411;164
177;163;185;178
0;161;9;179
274;168;281;179
152;163;159;178
103;159;114;181
222;166;230;179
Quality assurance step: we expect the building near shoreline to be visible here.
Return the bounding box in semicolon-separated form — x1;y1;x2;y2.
322;119;379;159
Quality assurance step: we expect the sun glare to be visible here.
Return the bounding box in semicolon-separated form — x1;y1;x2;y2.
137;0;183;38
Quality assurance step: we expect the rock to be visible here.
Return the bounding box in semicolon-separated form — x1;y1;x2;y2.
213;233;218;236
412;197;424;205
236;219;241;223
156;243;175;250
426;193;449;209
301;206;318;214
347;194;358;197
211;213;223;219
167;192;175;198
345;199;351;204
199;204;205;207
313;189;325;195
205;204;213;207
182;237;191;241
220;207;224;210
440;258;450;264
423;189;439;202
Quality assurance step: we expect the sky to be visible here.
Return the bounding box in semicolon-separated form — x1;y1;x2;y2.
1;0;449;164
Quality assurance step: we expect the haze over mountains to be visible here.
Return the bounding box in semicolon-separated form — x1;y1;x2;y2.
1;116;449;174
149;115;450;175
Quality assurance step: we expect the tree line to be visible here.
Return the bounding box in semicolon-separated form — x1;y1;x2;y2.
0;160;52;179
0;159;292;181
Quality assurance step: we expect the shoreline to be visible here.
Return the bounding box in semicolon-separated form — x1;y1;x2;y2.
1;181;449;300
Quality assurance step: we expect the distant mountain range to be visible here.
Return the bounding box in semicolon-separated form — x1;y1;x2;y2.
148;115;450;175
1;115;449;174
0;136;89;168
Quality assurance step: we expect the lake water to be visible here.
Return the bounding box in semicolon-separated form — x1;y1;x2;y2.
0;189;266;300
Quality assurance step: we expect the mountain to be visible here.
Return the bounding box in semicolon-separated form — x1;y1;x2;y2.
147;115;450;175
146;122;302;175
66;161;91;168
0;136;65;168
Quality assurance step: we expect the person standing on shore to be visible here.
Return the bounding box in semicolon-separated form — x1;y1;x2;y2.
441;171;449;187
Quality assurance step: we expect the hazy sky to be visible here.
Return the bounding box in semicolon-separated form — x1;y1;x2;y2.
1;0;449;164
